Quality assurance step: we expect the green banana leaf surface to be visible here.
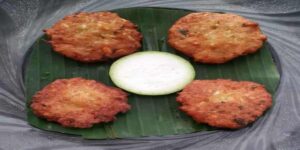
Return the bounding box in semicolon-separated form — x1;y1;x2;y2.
25;7;280;139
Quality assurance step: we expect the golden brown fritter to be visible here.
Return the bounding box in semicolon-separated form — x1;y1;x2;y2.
177;79;272;129
30;77;130;128
168;12;267;64
44;12;142;62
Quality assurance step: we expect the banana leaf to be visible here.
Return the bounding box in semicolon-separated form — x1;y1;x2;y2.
25;7;280;139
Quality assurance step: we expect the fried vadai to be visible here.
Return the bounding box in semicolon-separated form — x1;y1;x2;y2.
168;12;267;64
177;79;272;129
30;77;130;128
44;12;142;62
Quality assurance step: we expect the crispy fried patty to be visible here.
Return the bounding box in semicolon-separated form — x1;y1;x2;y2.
45;12;142;62
177;79;272;129
168;12;267;64
30;78;130;128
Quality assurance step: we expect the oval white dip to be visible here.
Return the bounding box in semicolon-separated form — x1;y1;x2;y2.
109;51;195;95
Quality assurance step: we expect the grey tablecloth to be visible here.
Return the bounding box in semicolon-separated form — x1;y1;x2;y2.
0;0;300;149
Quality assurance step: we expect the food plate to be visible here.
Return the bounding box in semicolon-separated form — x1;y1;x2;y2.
25;7;279;139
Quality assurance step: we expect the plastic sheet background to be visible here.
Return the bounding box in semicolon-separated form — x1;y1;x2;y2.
0;0;299;150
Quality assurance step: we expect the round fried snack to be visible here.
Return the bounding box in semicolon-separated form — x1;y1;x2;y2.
177;79;272;129
168;12;267;64
44;12;142;62
30;78;130;128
